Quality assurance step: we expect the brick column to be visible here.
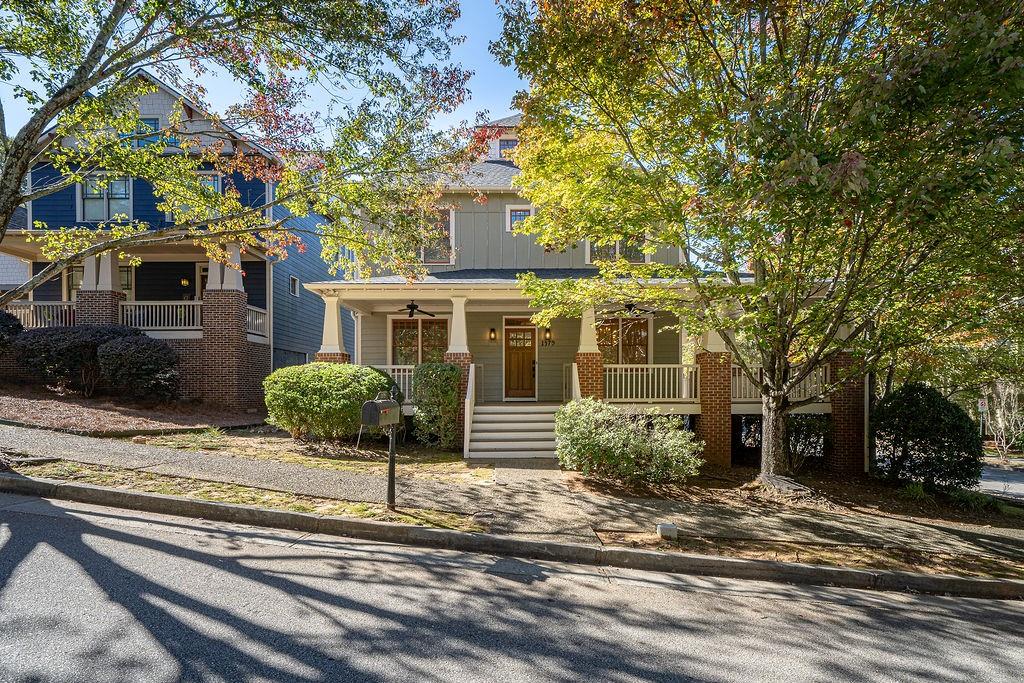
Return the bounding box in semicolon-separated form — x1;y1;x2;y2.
444;351;473;444
75;290;124;325
574;352;604;399
696;351;732;467
315;351;351;363
828;352;866;475
201;289;251;410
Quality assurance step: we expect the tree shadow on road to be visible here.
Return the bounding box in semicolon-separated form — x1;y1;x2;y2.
0;499;1022;682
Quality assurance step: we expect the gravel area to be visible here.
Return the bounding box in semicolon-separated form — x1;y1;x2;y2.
0;384;262;434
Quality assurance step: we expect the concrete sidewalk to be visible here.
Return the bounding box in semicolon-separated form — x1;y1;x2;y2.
2;423;1023;560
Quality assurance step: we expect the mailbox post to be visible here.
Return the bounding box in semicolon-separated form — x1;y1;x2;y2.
361;391;401;510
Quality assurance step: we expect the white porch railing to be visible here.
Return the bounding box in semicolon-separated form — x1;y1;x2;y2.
246;305;268;337
731;365;831;402
463;363;476;457
120;301;202;330
603;364;700;403
4;301;75;328
374;365;415;403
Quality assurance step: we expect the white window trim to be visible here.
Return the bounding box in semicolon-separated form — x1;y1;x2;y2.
76;173;133;223
288;275;300;298
66;264;135;301
385;314;452;365
136;116;162;148
166;171;221;223
505;204;534;232
584;239;652;265
421;208;456;266
597;315;655;364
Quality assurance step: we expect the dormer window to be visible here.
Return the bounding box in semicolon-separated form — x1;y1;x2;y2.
499;138;519;158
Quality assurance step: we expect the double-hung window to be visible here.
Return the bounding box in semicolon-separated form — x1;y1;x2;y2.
421;209;454;265
82;175;130;222
67;265;133;300
498;138;519;157
390;318;449;365
597;317;650;364
586;239;647;264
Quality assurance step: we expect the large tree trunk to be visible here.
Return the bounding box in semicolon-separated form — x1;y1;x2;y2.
760;393;790;477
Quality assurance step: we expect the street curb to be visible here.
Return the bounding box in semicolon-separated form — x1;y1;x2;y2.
0;417;266;438
1;473;1022;601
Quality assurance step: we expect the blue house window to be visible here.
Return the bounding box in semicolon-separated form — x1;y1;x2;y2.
82;175;130;221
137;118;160;146
498;138;518;157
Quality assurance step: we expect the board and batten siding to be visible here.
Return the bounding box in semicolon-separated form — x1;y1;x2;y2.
422;193;683;272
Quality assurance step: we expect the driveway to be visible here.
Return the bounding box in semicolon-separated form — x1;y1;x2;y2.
982;465;1024;501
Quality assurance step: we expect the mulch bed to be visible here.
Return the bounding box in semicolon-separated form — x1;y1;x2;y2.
0;383;264;435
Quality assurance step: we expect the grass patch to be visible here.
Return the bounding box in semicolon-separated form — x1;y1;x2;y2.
16;460;484;532
597;532;1024;580
142;428;493;483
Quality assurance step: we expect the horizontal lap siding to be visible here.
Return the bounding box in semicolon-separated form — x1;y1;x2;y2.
652;312;682;364
270;207;348;368
360;314;388;366
31;262;62;301
30;165;77;228
242;260;266;309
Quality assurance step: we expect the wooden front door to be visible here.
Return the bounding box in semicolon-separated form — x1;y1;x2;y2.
504;327;536;398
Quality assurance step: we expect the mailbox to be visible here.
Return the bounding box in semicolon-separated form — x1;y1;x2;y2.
361;391;401;428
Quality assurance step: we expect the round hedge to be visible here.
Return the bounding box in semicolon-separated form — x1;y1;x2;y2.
97;335;180;401
873;382;983;491
13;324;142;395
264;362;393;440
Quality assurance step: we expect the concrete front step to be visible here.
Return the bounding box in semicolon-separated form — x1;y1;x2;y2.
471;431;556;441
473;404;560;414
473;413;556;423
465;450;558;460
472;423;556;434
469;440;557;451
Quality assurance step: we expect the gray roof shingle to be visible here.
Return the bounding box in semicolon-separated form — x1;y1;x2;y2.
484;114;522;127
312;268;601;286
451;160;519;189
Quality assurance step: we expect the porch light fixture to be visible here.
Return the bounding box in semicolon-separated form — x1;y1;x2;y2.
544;327;552;342
489;328;497;341
180;277;190;287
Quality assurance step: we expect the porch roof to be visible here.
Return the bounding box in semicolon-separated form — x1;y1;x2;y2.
309;268;603;287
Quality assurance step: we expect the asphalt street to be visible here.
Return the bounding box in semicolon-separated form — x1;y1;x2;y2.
982;465;1024;501
1;492;1022;683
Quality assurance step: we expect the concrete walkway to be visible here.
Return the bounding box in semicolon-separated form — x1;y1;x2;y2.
2;424;1023;560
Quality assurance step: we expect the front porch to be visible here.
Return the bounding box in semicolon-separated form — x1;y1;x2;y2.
0;243;271;409
307;272;863;471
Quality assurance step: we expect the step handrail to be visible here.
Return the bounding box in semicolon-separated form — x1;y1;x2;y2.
463;363;476;458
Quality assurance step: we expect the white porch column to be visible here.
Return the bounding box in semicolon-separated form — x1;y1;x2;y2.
80;256;98;291
222;243;244;291
700;330;730;353
447;296;469;354
205;257;223;291
96;253;118;291
354;312;363;365
319;296;342;354
578;307;600;353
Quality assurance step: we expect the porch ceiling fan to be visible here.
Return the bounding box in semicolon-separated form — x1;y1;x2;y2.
398;300;436;318
608;302;656;317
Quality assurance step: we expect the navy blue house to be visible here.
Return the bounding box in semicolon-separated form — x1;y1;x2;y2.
1;72;354;408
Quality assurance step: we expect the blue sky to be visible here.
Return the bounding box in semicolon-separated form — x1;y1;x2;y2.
1;2;525;136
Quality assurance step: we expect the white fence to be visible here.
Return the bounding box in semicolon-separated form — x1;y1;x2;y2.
373;365;415;403
731;365;831;402
603;364;700;403
120;301;202;330
246;306;268;337
4;301;75;328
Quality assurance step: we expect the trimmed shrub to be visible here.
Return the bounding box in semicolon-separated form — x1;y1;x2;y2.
555;398;704;486
873;383;983;491
412;363;463;450
264;362;392;440
786;414;832;473
98;335;180;401
13;324;142;396
367;365;405;404
0;310;23;353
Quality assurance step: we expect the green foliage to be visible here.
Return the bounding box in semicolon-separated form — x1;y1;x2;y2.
13;325;142;396
873;383;983;491
786;414;832;474
263;363;392;440
0;310;23;353
495;0;1024;477
898;482;933;504
554;398;703;486
411;363;463;450
367;366;405;405
97;335;180;402
946;489;1000;513
0;0;478;306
